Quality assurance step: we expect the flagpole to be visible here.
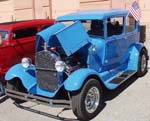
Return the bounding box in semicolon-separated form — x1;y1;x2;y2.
128;0;141;24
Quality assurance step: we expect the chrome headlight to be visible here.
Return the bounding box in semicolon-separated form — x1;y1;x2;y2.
21;57;32;68
55;61;66;72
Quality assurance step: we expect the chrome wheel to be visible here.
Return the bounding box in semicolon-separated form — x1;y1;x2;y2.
85;87;100;113
72;78;102;120
141;54;147;72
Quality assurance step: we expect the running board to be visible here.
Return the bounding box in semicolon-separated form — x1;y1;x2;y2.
109;70;136;85
6;89;71;108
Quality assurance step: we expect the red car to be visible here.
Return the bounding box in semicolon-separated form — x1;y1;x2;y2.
0;19;55;95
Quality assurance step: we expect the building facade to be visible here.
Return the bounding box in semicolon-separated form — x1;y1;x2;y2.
0;0;79;22
0;0;150;48
0;0;149;24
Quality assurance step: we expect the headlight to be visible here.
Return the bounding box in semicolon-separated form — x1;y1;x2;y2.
55;61;66;72
21;57;32;68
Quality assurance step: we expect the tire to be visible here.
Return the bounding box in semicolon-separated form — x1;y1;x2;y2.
6;79;27;104
71;78;103;121
136;49;148;77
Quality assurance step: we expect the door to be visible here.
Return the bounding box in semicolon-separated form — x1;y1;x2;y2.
0;27;37;74
104;17;127;69
10;27;37;63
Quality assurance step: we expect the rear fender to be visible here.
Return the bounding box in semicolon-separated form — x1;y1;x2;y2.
64;68;100;91
5;64;36;91
128;42;145;70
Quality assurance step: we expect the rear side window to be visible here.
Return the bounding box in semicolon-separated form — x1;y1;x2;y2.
13;27;37;39
126;16;136;33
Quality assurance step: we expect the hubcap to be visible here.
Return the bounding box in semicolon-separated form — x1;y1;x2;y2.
141;54;147;72
85;87;100;113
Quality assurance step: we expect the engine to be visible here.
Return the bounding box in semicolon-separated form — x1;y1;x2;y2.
49;46;84;74
35;45;85;91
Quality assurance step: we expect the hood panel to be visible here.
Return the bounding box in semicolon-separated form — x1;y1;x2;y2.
36;23;65;51
36;21;90;56
54;21;90;56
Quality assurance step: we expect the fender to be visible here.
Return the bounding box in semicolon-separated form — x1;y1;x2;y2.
5;64;36;91
64;68;100;91
127;42;145;70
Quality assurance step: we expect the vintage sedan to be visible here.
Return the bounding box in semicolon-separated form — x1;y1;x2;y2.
0;19;55;95
5;9;148;120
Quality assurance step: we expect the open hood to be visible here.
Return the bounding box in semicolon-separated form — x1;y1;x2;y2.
36;21;90;56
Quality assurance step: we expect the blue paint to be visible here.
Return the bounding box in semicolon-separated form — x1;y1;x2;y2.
64;68;100;91
57;9;128;21
54;21;90;56
5;64;37;92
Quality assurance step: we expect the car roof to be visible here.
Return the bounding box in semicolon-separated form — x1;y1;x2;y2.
0;19;55;31
57;9;128;21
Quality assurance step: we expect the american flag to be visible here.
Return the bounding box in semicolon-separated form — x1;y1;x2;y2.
129;1;141;21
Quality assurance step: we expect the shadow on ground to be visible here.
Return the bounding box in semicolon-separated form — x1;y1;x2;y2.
103;75;138;101
14;102;79;121
0;95;9;103
1;68;149;121
12;74;141;121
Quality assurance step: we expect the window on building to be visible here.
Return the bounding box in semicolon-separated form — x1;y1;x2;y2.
13;27;37;39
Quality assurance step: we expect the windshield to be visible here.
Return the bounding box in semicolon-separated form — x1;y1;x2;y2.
0;30;9;40
60;20;104;38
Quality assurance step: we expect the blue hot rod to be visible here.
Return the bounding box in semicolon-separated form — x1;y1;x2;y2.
5;9;148;120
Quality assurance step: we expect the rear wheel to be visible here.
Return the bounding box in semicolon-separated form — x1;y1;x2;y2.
6;79;27;103
136;49;148;76
71;78;103;121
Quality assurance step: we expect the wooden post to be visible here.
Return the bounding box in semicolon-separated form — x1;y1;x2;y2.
49;0;52;19
32;0;35;19
110;0;112;8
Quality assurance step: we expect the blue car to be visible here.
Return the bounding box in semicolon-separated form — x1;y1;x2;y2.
5;9;148;120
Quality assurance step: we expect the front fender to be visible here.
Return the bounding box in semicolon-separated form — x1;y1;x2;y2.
5;64;36;91
128;42;145;70
64;68;100;91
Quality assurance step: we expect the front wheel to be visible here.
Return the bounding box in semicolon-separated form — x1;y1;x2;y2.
136;49;148;76
6;79;27;104
71;78;103;121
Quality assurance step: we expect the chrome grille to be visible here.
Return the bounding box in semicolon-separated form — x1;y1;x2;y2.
35;51;58;91
35;50;56;69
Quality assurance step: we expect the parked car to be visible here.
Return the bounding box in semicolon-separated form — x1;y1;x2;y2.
0;19;55;96
5;9;148;120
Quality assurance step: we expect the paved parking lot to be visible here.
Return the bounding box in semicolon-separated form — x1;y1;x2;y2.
0;60;150;121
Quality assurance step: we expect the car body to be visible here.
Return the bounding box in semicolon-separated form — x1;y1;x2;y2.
0;19;55;80
5;9;148;120
0;19;55;96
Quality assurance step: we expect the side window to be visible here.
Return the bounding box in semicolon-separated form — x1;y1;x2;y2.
126;16;136;33
87;20;104;37
13;27;37;39
107;17;123;37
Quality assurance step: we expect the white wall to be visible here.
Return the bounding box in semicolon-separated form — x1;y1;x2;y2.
0;0;14;22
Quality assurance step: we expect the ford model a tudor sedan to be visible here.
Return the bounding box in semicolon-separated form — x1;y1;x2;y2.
5;9;148;120
0;19;55;95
